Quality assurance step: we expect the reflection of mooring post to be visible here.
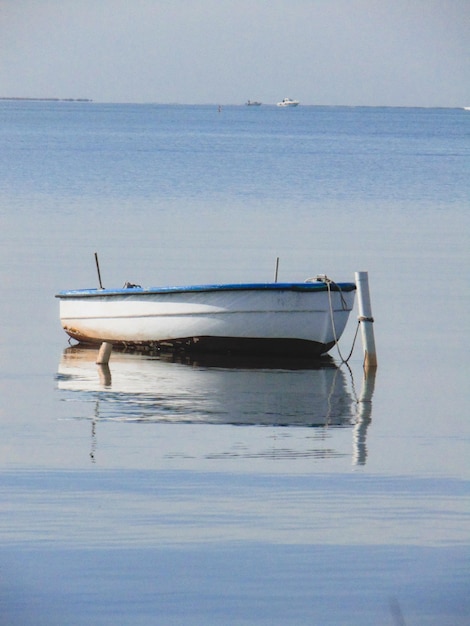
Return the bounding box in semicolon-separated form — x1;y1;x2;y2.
96;341;113;365
355;271;377;370
353;367;376;466
90;418;97;463
97;363;112;386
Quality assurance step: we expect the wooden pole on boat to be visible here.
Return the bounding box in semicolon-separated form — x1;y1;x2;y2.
355;271;377;369
274;257;279;282
96;342;113;365
94;252;104;289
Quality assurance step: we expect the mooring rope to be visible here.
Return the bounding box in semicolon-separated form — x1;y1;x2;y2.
316;275;361;365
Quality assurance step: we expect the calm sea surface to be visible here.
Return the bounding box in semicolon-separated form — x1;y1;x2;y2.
1;102;469;625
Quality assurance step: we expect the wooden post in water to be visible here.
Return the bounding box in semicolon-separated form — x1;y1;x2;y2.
355;271;377;369
96;341;113;365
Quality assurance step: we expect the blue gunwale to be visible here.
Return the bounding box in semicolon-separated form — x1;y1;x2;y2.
56;282;356;298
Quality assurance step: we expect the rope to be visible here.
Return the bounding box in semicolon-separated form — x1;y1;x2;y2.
317;275;361;365
341;320;361;364
342;359;360;405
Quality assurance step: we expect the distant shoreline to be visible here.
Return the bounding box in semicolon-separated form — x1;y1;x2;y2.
0;97;92;102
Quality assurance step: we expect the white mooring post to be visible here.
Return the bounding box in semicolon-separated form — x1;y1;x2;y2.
355;271;377;369
96;341;113;365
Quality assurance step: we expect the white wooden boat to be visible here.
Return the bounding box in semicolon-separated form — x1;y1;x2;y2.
277;98;299;107
56;277;356;357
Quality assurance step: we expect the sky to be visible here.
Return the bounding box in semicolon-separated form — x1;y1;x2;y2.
1;0;469;107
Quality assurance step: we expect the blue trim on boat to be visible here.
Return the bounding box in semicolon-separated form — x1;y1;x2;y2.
56;282;356;298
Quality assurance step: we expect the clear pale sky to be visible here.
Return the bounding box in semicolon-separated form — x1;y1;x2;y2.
1;0;469;106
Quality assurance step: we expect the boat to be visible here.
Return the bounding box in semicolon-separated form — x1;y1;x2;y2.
245;100;262;106
277;98;299;107
56;276;356;358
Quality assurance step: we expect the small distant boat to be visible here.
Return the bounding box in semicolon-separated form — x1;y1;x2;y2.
56;276;356;358
277;98;299;107
245;100;262;106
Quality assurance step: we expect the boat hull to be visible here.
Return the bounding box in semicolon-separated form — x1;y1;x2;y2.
57;282;356;357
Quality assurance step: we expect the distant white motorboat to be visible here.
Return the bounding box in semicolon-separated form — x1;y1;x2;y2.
277;98;299;107
56;276;356;358
245;100;262;106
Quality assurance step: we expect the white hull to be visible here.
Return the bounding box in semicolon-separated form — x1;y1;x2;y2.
57;282;356;357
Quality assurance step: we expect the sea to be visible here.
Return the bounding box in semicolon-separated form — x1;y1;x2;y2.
0;101;469;625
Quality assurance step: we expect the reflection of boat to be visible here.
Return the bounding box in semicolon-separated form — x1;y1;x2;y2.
57;346;356;427
245;100;262;106
277;98;299;107
55;277;356;358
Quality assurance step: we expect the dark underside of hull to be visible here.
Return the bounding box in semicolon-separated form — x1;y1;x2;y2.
66;333;335;359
